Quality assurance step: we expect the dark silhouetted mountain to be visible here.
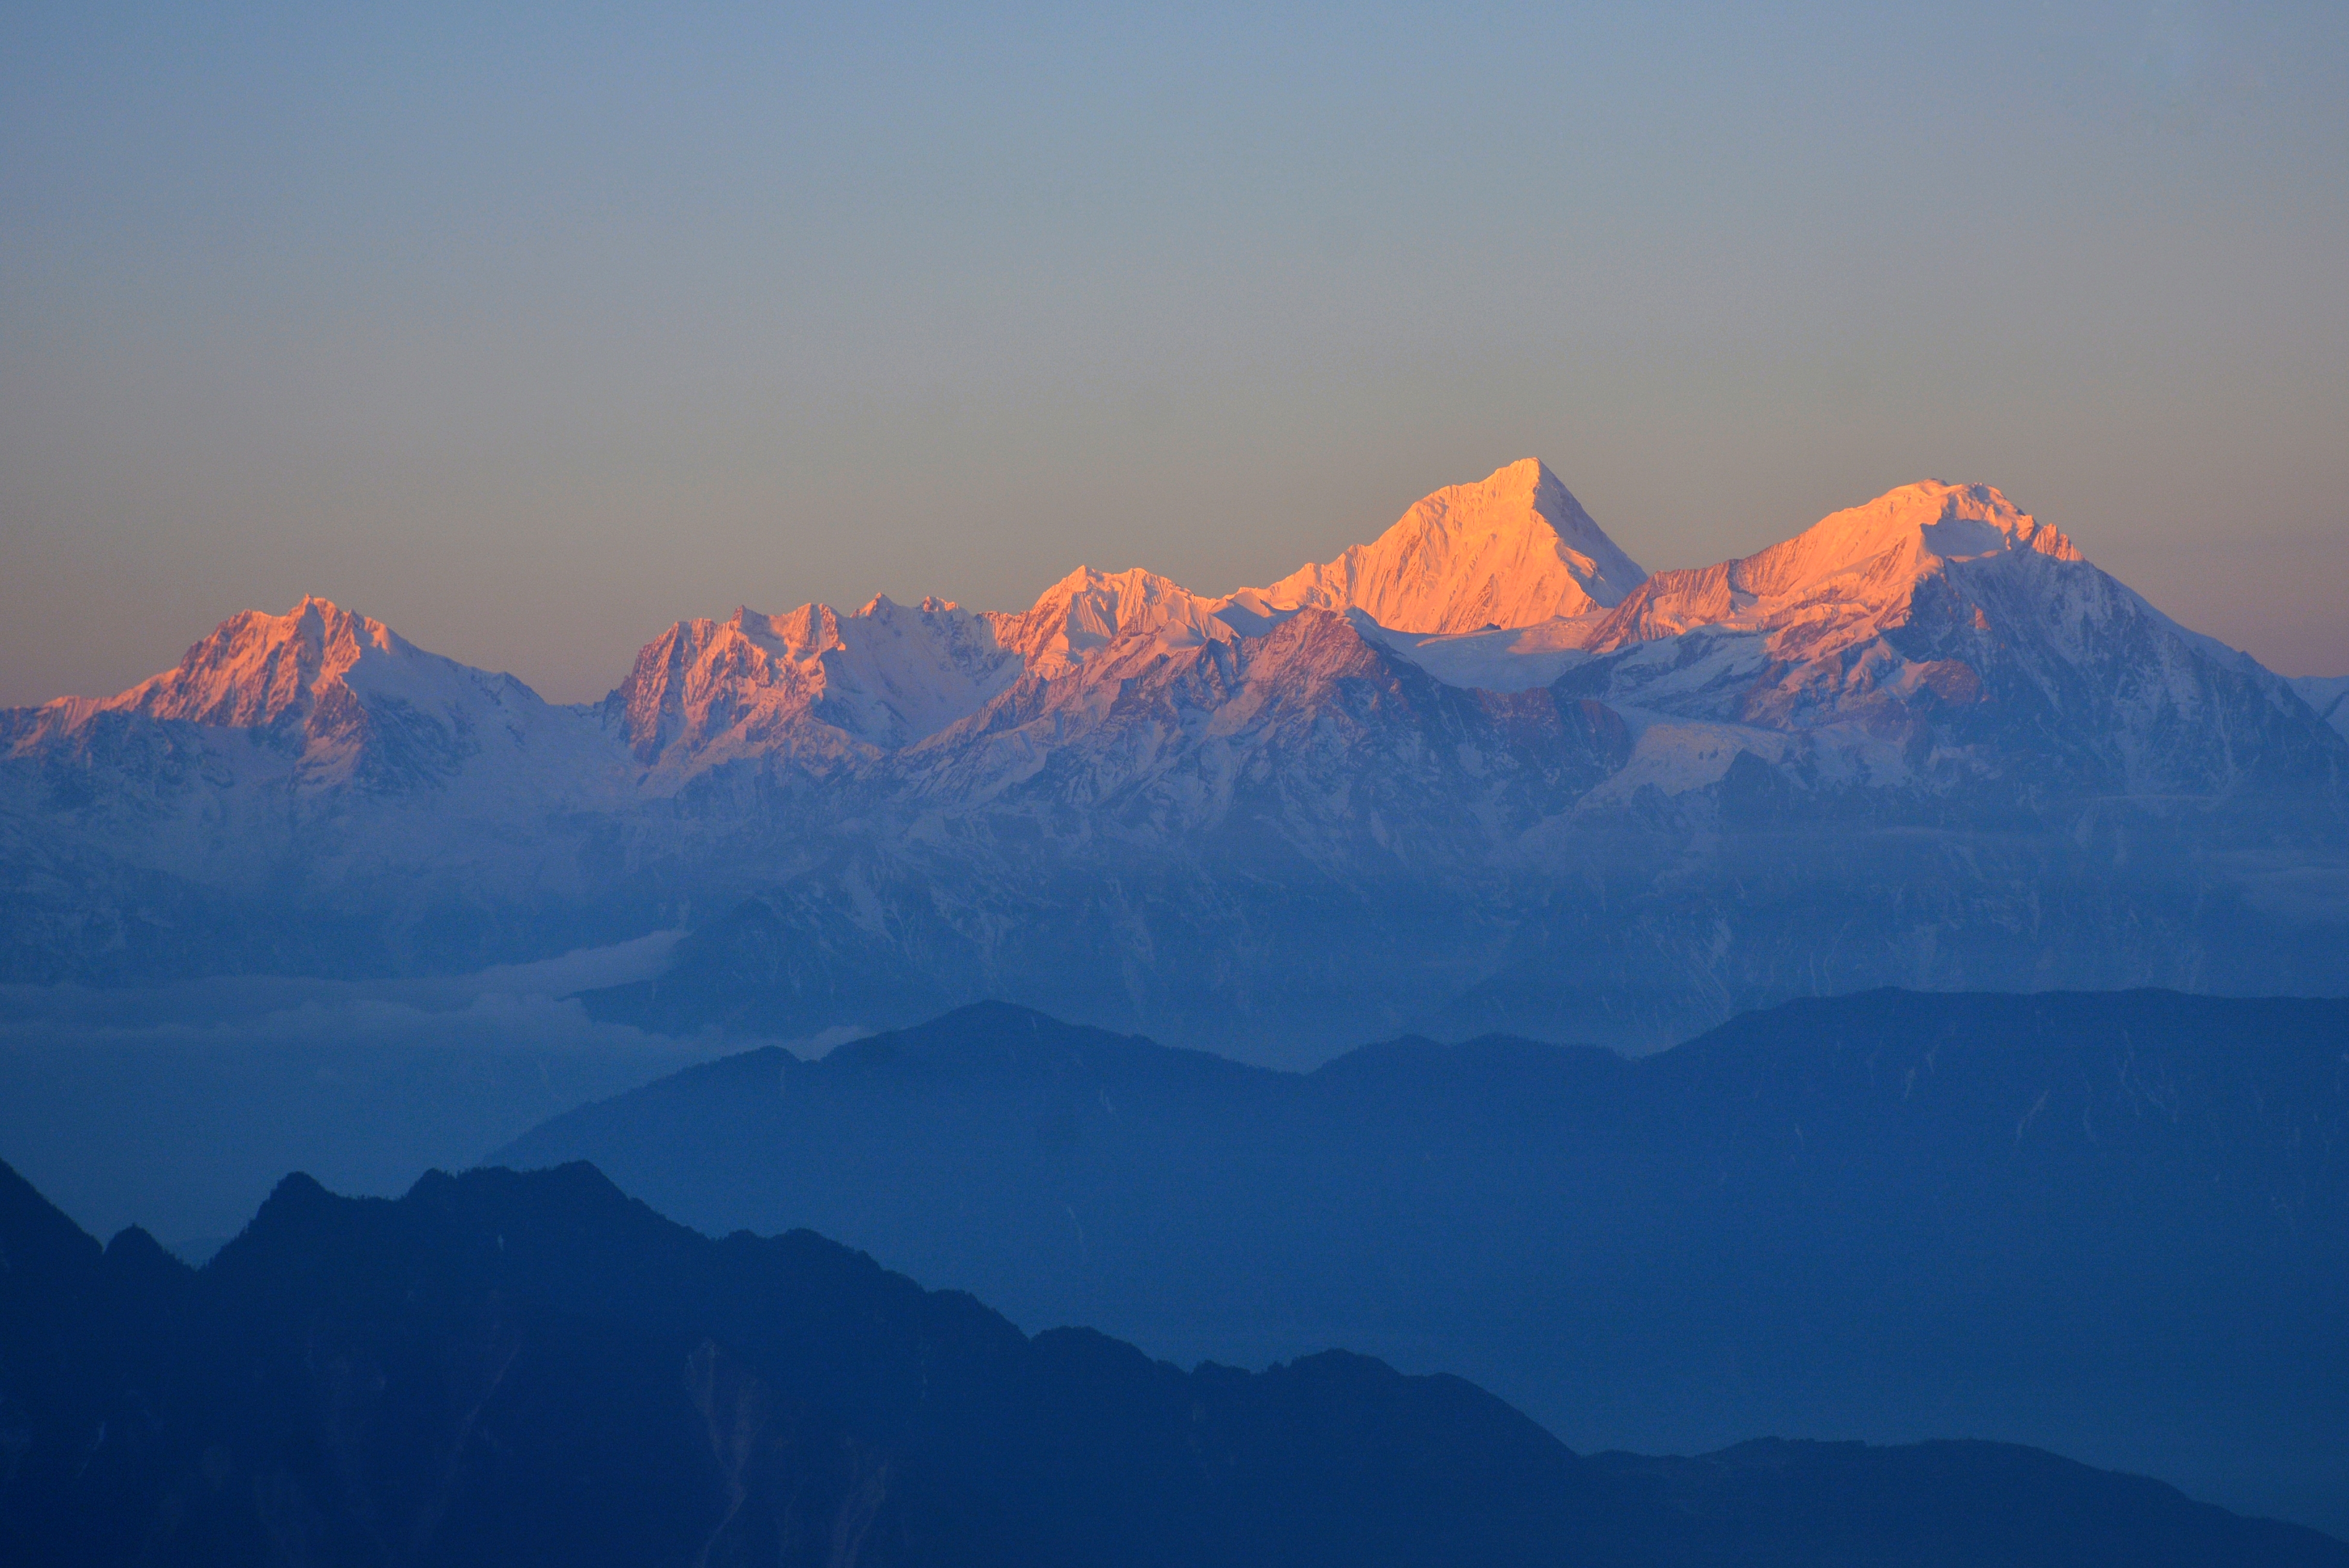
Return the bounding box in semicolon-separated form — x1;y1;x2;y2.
2;1156;2340;1566
0;957;720;1253
495;991;2349;1534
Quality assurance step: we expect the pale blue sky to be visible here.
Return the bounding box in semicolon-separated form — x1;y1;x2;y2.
6;2;2346;702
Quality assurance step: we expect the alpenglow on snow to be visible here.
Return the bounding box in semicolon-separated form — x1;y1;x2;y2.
5;460;2345;1061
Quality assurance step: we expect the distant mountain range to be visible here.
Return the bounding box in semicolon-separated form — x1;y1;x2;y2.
494;991;2349;1535
5;1152;2341;1566
6;461;2345;1054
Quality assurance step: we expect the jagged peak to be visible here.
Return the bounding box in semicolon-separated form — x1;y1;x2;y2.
1029;563;1194;602
994;564;1231;677
85;595;422;729
240;595;399;648
853;590;972;621
611;589;1024;762
1246;458;1648;635
694;593;973;648
226;595;368;640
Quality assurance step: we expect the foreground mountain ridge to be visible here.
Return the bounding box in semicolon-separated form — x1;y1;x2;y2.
5;460;2345;1050
4;1151;2341;1565
496;991;2349;1535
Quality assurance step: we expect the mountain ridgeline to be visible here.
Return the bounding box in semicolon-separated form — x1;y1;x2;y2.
3;1152;2342;1566
494;992;2349;1535
5;462;2346;1054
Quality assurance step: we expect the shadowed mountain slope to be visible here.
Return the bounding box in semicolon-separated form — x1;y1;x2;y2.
498;992;2349;1535
2;1156;2340;1566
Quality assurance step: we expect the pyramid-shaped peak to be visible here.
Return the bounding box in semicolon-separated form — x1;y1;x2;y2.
1480;456;1565;505
1248;458;1648;635
1395;458;1628;557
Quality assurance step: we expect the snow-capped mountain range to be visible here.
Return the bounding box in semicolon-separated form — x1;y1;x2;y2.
6;459;2345;1057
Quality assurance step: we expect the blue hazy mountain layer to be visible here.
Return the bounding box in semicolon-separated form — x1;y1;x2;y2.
2;1156;2340;1566
496;992;2349;1535
0;939;725;1250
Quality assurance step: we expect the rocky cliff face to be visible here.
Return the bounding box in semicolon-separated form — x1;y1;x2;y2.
5;463;2344;1052
608;595;1023;777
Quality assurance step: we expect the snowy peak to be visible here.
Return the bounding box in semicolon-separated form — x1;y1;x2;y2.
986;566;1238;679
607;612;825;766
1589;481;2083;653
977;459;1647;687
612;594;1022;768
0;595;611;795
102;595;412;730
1548;480;2349;803
12;471;2326;824
1737;481;2080;600
1246;458;1647;634
907;603;1458;812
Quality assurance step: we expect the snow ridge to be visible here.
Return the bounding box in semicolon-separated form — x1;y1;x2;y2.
984;567;1239;679
3;595;589;791
1586;481;2078;653
609;595;1021;772
10;466;2337;813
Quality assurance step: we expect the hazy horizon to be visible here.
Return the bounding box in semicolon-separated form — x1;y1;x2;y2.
8;2;2348;705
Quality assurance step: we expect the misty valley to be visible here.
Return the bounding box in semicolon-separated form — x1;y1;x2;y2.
6;464;2347;1563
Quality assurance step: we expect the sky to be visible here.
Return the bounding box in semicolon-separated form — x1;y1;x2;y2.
4;1;2346;705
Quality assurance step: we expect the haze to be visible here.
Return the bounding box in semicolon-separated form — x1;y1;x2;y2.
5;1;2346;706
